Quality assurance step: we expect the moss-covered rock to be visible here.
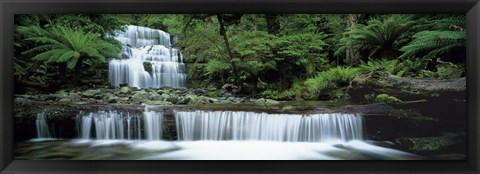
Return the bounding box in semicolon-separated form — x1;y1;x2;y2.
375;93;402;103
143;62;153;75
395;136;463;152
347;73;465;103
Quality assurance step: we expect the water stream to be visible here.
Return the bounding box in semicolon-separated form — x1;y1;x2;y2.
18;106;423;160
35;111;51;139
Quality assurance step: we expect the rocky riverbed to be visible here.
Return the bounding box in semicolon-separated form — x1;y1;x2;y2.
14;86;281;106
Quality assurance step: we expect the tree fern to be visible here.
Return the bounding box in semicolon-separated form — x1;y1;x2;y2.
18;25;121;69
399;31;465;59
336;15;415;60
399;16;465;59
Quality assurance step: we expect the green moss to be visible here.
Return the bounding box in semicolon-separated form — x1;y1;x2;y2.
376;93;402;103
206;91;219;98
396;136;456;152
436;61;463;79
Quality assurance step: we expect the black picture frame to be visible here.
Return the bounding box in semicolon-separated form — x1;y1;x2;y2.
1;0;479;173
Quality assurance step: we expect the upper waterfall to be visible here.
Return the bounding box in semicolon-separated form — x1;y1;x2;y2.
108;25;187;89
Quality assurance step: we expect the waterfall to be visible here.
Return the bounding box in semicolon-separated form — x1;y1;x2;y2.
76;109;163;140
144;111;164;140
108;25;187;89
35;111;51;138
175;111;364;142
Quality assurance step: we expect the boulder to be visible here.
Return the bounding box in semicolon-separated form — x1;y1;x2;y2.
255;98;279;105
145;100;173;105
58;98;72;102
120;86;131;94
177;97;191;105
107;97;118;103
82;89;101;97
265;99;280;105
395;135;465;154
131;90;148;103
347;74;465;103
166;95;180;104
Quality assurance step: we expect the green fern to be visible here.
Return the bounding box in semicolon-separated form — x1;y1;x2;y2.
336;15;415;59
359;58;404;76
18;25;121;69
304;66;358;99
399;16;465;59
399;31;465;59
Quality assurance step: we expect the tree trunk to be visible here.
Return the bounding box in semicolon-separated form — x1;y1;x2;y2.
217;14;242;92
346;14;362;66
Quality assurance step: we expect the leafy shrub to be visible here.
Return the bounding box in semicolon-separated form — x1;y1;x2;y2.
304;66;358;100
359;59;404;77
397;58;429;77
261;80;303;100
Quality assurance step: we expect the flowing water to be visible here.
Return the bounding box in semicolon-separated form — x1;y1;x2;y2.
175;111;364;142
17;107;424;160
75;109;163;140
35;111;51;139
108;25;187;88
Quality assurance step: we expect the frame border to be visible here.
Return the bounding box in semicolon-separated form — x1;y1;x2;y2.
1;0;479;173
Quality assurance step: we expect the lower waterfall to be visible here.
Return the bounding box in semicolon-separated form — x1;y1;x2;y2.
76;109;163;140
35;111;51;138
175;111;364;142
30;109;422;160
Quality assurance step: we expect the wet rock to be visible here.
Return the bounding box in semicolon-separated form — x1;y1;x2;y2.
255;98;279;105
107;97;118;103
174;89;188;95
160;93;170;99
58;98;72;102
131;90;148;103
145;100;173;105
148;92;163;101
82;89;101;98
204;97;218;103
120;86;131;94
348;74;465;103
222;83;235;91
265;99;280;104
68;93;81;101
43;95;58;101
177;97;191;105
395;136;463;153
166;95;179;104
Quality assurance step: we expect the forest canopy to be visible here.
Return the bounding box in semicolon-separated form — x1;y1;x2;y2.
14;14;466;101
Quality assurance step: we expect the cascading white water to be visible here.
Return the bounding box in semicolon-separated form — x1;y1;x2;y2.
35;111;51;138
108;25;187;88
175;110;364;142
144;111;164;140
76;109;163;140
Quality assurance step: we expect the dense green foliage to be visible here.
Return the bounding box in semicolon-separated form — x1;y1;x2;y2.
336;15;415;62
14;14;466;101
18;26;120;69
14;14;127;91
400;16;466;61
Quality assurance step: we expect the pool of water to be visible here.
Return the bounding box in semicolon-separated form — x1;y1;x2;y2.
15;139;423;160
